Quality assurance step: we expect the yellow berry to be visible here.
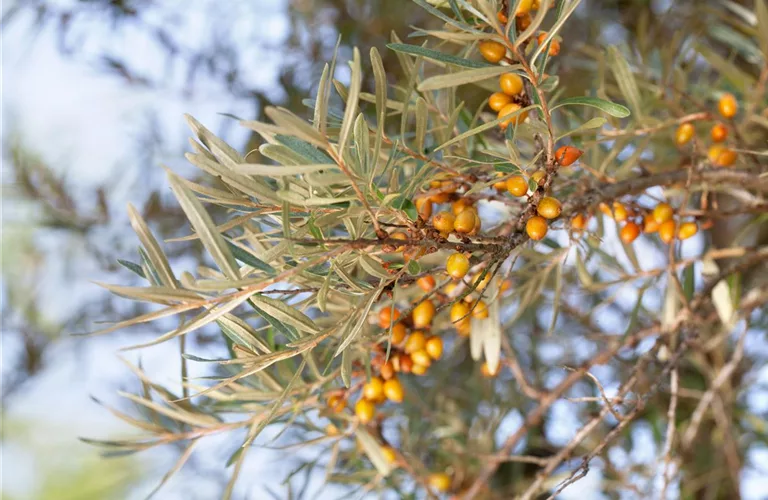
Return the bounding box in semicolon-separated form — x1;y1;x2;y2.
710;123;728;142
658;220;677;244
674;123;695;146
404;330;427;354
383;377;404;403
327;394;346;413
363;377;385;401
526;215;548;241
412;300;435;329
718;93;738;119
506;175;528;197
411;349;432;368
678;222;698;240
498;102;527;129
472;300;489;319
411;362;427;375
355;399;375;423
612;202;628;222
433;211;456;233
708;145;737;167
389;232;407;252
450;302;471;327
492;173;508;191
652;203;674;224
382;446;397;465
451;198;473;215
571;213;587;230
537;196;562;219
417;275;436;292
446;252;470;280
643;213;660;233
515;0;534;16
488;92;512;112
619;222;640;244
500;73;524;96
454;208;479;234
554;145;583;166
380;361;395;380
479;40;506;63
425;336;443;360
428;472;452;493
326;424;340;436
390;322;407;344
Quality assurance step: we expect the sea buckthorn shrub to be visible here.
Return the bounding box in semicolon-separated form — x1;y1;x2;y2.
89;1;768;498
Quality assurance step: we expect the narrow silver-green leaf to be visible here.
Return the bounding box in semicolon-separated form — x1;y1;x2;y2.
338;48;362;155
314;63;330;134
607;47;644;120
414;97;428;153
249;294;320;335
552;96;631;118
417;65;519;91
126;204;177;289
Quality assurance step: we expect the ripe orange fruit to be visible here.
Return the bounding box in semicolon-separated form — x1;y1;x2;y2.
479;40;506;63
499;73;524;96
718;93;738;118
536;33;560;56
415;197;433;220
380;361;395;380
501;279;513;292
506;175;528;197
433;211;456;233
710;123;728;142
652;203;674;224
537;196;562;219
383;377;404;403
355;399;375;423
472;300;489;319
382;446;397;465
658;220;676;244
571;213;587;230
531;170;546;184
390;322;407;344
411;363;427;375
392;353;413;374
619;222;640;244
378;307;401;329
515;0;534;16
452;197;473;215
708;145;737;167
492;173;508;191
643;213;660;233
428;472;452;493
389;232;407;252
497;10;509;24
412;300;435;328
328;395;346;413
674;123;695;146
498;102;527;129
516;13;532;30
526;215;548;241
612;202;628;222
488;92;512;112
404;330;427;354
554;145;583;166
446;252;470;280
417;275;436;292
410;349;432;368
363;377;385;401
450;301;471;326
454;208;479;233
678;222;698;240
443;282;459;296
425;336;443;360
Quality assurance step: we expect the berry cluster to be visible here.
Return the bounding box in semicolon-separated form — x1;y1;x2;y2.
675;93;739;167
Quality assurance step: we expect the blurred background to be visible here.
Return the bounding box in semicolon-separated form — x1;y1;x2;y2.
2;0;767;499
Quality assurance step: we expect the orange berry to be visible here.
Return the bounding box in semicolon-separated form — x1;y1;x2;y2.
497;10;509;24
678;222;698;240
428;472;452;493
425;336;443;360
619;222;641;244
571;213;587;230
328;395;346;413
389;232;407;252
392;353;413;374
710;123;728;142
500;279;513;292
708;145;737;167
450;302;471;327
612;202;628;222
417;275;436;292
382;446;397;465
378;307;401;329
479;40;506;63
429;191;451;203
472;300;489;319
415;197;433;220
404;330;427;354
531;170;546;184
516;13;532;30
472;272;490;292
554;145;583;166
488;92;512;112
411;349;432;368
363;377;385;401
536;33;560;56
492;173;508;191
498;102;527;129
515;0;534;16
380;361;395;380
446;252;470;280
355;399;375;423
526;215;548;241
325;424;340;436
599;202;612;217
481;361;499;378
433;211;456;233
411;362;427;375
537;196;562;219
390;322;407;345
652;203;674;224
452;197;474;215
412;300;435;329
500;73;524;96
506;175;528;197
454;208;479;234
658;220;676;244
383;377;404;403
643;213;660;233
718;93;738;119
675;123;695;146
